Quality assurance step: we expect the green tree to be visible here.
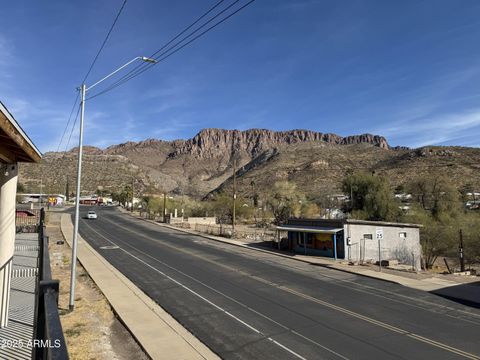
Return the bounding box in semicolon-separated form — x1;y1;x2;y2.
403;206;456;269
113;185;132;207
408;175;460;220
148;197;164;216
301;202;320;218
266;181;304;224
139;196;151;216
404;176;462;269
455;212;480;265
342;172;400;221
210;192;251;224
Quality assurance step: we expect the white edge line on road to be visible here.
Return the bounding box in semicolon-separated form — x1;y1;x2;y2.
96;216;351;360
66;215;217;360
80;219;309;360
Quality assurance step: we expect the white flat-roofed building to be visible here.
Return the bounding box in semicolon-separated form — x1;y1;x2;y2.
277;218;421;271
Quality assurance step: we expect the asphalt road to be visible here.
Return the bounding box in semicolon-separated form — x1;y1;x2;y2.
74;207;480;360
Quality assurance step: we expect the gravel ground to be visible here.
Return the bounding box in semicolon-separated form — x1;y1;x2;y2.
46;211;148;360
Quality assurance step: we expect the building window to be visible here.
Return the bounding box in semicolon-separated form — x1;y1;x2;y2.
399;232;407;239
363;234;373;240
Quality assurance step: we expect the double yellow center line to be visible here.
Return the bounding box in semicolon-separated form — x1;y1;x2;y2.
101;215;480;360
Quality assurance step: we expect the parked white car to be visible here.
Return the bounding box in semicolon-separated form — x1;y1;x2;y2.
87;211;97;219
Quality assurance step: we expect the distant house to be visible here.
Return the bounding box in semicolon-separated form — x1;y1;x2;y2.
79;197;98;205
394;193;412;201
19;193;65;205
78;195;104;205
277;218;421;270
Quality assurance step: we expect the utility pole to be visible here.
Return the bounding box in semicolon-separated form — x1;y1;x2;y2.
232;134;236;236
131;177;134;213
350;184;354;211
39;179;43;205
66;175;70;202
459;229;465;272
251;180;257;226
163;192;167;223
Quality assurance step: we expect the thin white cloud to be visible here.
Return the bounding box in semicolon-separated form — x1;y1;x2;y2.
0;35;13;68
376;108;480;147
0;35;16;87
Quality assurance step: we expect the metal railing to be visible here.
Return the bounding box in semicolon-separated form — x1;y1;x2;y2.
32;208;69;360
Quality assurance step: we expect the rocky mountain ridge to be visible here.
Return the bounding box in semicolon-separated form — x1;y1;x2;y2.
23;128;480;199
60;128;390;157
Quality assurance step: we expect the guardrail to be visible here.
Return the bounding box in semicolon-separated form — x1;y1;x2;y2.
32;208;69;360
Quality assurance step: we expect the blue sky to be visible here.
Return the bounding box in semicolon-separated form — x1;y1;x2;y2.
1;0;480;152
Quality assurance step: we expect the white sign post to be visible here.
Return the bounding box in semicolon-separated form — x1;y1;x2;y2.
376;228;383;272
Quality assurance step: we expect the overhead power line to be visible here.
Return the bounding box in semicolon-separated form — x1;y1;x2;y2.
55;0;128;154
90;0;238;97
82;0;128;83
87;0;256;100
64;104;82;153
101;0;227;89
56;92;80;153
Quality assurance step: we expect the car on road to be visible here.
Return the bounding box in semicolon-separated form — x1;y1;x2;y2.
87;211;98;219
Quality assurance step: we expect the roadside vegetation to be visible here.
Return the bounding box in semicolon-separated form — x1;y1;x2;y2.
109;171;480;271
341;172;480;270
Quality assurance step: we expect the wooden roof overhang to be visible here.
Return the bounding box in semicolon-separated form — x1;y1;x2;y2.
0;101;42;163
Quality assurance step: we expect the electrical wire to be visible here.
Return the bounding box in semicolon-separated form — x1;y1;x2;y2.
82;0;128;84
91;0;240;97
64;104;82;152
55;0;128;154
102;0;227;90
87;0;256;100
56;91;80;153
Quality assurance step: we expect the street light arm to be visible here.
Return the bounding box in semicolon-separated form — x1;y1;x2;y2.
86;56;156;91
69;54;156;310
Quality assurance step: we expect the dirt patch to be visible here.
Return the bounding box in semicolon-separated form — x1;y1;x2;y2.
47;211;148;360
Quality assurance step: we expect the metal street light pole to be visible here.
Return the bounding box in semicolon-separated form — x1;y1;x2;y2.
69;83;85;311
69;56;157;311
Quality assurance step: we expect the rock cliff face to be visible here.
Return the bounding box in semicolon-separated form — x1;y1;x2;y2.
169;128;389;158
29;127;470;199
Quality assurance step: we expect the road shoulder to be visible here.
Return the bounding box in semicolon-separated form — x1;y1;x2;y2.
60;212;220;360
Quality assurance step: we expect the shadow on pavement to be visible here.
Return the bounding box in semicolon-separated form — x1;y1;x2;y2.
430;281;480;309
245;241;298;256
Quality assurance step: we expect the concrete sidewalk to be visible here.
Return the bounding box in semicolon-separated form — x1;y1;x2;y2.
60;213;220;360
125;210;480;307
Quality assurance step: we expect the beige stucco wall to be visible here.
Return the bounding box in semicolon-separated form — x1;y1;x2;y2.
345;223;421;270
0;163;18;327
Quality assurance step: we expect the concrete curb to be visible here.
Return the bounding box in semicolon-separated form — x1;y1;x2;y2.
124;211;480;300
60;213;220;360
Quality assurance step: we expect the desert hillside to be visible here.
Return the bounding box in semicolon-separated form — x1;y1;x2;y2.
18;128;480;198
